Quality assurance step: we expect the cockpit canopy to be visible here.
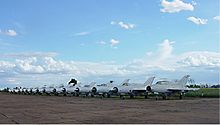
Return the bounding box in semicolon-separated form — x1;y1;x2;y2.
155;81;170;85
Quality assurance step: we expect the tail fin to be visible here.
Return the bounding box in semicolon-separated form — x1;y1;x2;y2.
178;75;190;87
144;77;155;86
89;82;96;87
121;79;130;86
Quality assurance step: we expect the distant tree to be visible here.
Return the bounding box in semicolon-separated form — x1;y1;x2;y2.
211;84;220;88
187;84;200;88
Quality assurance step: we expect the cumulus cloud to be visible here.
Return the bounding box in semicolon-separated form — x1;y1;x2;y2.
213;16;220;21
110;39;119;47
1;45;219;87
111;21;135;29
187;16;208;25
157;39;175;60
0;29;17;36
126;40;220;73
178;51;220;68
160;0;194;13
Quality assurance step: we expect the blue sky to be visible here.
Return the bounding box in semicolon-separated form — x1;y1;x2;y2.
0;0;219;88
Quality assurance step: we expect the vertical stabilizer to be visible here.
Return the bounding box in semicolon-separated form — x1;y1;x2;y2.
89;82;96;87
144;77;155;86
121;79;130;86
178;75;190;87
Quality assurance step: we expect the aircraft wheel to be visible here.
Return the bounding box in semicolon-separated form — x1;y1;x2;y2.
179;93;183;99
107;93;110;98
119;95;123;98
144;95;148;99
162;95;166;100
120;95;125;99
130;94;134;99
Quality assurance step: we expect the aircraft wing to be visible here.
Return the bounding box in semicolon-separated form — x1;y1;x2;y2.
167;87;199;92
167;88;183;93
132;86;146;93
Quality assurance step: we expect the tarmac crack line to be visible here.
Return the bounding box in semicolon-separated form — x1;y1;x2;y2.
0;112;19;124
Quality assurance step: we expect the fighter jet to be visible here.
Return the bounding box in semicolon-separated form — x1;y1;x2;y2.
44;85;56;95
31;87;40;94
53;84;67;96
74;82;96;97
110;77;155;99
146;75;196;99
90;80;114;98
91;79;130;98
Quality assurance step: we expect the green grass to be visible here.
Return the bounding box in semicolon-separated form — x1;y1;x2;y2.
185;88;220;98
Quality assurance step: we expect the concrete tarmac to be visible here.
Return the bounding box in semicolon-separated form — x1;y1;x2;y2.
0;93;219;124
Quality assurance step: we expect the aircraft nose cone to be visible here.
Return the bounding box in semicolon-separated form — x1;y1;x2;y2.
91;87;97;93
146;86;151;92
53;88;56;93
112;87;118;93
75;87;79;92
62;88;66;93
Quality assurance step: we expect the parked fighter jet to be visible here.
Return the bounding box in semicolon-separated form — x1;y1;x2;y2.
91;79;130;98
110;77;155;99
146;75;195;99
53;84;67;96
91;80;114;97
74;82;96;97
44;86;56;95
31;87;40;94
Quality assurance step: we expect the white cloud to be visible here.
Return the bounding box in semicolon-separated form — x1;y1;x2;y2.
187;16;208;25
124;40;220;74
160;0;194;13
98;39;119;48
191;1;197;5
0;52;58;58
0;29;17;36
1;45;219;87
110;39;119;47
74;32;90;36
146;52;153;56
98;41;106;45
110;21;116;25
111;21;135;29
118;22;135;29
157;39;175;60
15;57;45;74
178;51;220;68
213;16;220;21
